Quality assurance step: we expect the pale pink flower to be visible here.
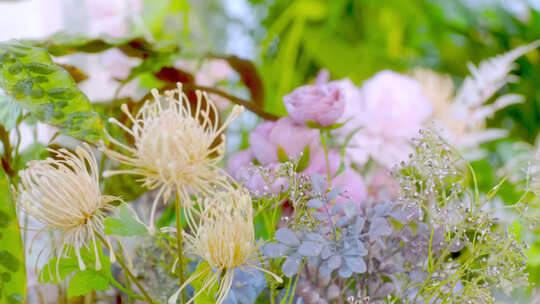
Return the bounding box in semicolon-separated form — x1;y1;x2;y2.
368;169;400;202
305;149;366;205
86;0;143;37
315;69;330;85
283;83;345;126
335;71;432;168
195;59;234;87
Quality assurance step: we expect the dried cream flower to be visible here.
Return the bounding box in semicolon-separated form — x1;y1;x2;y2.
16;144;118;272
168;187;282;304
101;83;244;227
413;40;540;150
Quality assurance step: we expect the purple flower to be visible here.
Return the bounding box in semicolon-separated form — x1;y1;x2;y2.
283;83;345;126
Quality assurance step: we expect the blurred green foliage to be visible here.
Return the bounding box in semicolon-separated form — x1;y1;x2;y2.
247;0;540;141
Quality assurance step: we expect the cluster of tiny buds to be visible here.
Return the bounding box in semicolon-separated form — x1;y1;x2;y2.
346;295;371;304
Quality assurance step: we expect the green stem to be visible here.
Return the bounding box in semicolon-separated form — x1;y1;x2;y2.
96;234;154;303
175;196;186;303
320;130;332;189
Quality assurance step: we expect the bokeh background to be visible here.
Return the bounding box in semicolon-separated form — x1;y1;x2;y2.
2;0;540;301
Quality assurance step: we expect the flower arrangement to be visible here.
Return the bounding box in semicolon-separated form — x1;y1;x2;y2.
1;28;540;304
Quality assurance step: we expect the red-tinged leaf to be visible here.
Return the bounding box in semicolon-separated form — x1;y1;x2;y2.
221;55;265;106
155;66;194;84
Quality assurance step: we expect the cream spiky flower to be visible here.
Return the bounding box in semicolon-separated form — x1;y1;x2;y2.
168;187;282;304
16;144;118;272
101;83;244;227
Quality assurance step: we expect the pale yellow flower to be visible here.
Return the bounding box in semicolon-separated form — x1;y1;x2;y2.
101;83;244;227
168;187;282;304
16;144;118;272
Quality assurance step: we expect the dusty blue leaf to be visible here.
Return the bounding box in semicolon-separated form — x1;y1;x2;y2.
275;228;299;246
320;245;332;260
342;201;357;218
305;233;325;243
297;241;323;257
374;204;390;216
282;256;302;278
262;242;289;258
327;187;341;201
306;198;323;209
335;216;351;228
353;217;365;234
344;256;366;274
326;255;341;270
344;242;368;257
338;264;352;278
310;173;325;194
369;217;392;241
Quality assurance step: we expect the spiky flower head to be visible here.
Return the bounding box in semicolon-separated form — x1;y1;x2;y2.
101;83;244;226
169;187;281;304
16;144;118;271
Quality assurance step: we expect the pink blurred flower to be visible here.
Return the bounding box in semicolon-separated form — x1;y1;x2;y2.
86;0;142;37
227;150;287;195
227;149;254;174
195;59;234;87
368;169;400;203
335;71;432;167
315;69;330;85
306;149;366;205
283;83;345;126
250;117;321;166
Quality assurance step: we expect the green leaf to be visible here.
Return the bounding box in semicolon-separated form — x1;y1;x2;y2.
277;145;289;163
0;175;25;303
0;40;103;142
305;120;322;129
38;256;79;284
39;243;114;298
0;94;22;130
67;270;110;298
334;127;360;178
306;119;346;131
104;203;148;237
190;262;218;304
295;145;310;172
27;32;154;58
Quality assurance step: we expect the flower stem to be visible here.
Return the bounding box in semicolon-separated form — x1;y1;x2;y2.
320;130;332;189
96;234;154;304
175;196;186;303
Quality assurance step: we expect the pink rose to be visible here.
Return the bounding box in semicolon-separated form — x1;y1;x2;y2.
249;117;321;166
283;83;345;126
335;71;432;167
